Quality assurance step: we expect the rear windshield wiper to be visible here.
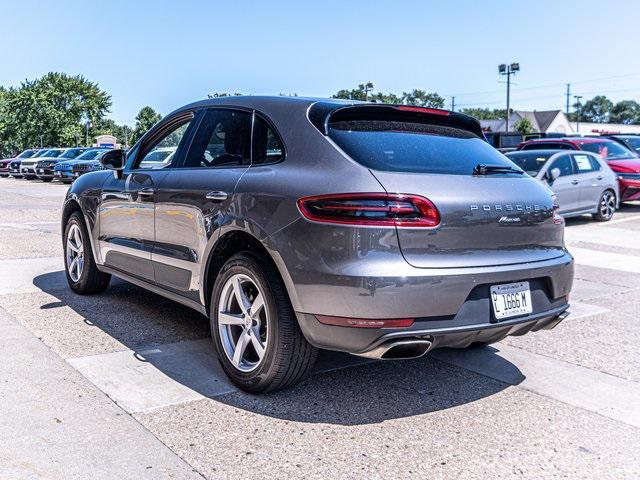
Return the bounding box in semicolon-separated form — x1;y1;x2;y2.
472;164;525;176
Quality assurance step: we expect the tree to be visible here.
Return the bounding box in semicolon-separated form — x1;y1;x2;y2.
460;108;508;120
129;106;162;145
578;95;613;123
0;72;111;151
332;84;444;107
514;117;534;134
401;89;445;108
90;118;132;147
610;100;640;125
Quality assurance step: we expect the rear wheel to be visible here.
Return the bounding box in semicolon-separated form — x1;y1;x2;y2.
592;190;616;222
64;212;111;294
210;252;318;393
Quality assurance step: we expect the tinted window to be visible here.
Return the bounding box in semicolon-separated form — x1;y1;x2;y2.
59;148;88;159
183;109;251;168
522;142;573;151
18;149;37;158
42;149;64;158
328;121;518;175
578;141;636;160
75;149;106;160
506;151;554;176
136;118;193;169
549;155;574;177
619;136;640;154
573;154;597;173
252;116;284;165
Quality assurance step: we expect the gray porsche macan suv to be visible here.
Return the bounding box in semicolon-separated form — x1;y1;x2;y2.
61;97;574;392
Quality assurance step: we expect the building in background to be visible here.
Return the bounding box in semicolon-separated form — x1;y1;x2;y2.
480;110;640;135
93;134;121;149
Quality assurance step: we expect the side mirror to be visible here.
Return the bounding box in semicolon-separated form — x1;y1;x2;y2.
548;168;560;182
100;149;125;178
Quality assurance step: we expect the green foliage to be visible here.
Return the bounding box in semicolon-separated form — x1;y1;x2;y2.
574;95;613;123
610;100;640;125
514;117;534;134
129;106;162;145
0;72;111;155
460;108;508;120
332;84;445;108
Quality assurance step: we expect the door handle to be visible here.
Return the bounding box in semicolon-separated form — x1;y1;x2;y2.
137;188;155;196
571;180;579;185
206;191;228;201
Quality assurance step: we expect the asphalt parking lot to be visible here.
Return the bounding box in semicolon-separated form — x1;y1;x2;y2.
1;177;640;479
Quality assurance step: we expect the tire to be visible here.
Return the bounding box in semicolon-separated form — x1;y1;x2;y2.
63;212;111;294
210;252;318;393
592;190;616;222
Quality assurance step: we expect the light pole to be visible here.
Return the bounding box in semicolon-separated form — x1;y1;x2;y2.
363;82;374;101
498;62;519;132
85;119;91;146
574;95;583;133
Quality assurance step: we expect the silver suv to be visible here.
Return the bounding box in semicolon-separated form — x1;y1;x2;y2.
61;97;574;392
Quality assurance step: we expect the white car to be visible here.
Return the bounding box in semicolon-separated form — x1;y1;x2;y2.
507;149;619;221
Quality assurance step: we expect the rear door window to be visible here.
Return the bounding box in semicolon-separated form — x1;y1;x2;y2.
573;154;597;173
328;120;518;175
183;109;251;168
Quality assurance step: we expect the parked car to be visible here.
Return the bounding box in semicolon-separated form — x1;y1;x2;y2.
62;97;573;393
70;149;112;178
20;148;65;179
54;148;110;182
506;149;618;221
601;134;640;157
518;137;640;202
36;147;90;182
1;149;40;178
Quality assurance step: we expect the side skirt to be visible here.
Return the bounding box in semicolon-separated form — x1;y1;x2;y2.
98;265;208;317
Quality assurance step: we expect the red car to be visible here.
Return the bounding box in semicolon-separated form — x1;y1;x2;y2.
518;137;640;202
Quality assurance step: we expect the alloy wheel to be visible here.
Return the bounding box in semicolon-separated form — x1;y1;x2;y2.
66;223;84;282
600;191;616;220
217;273;268;372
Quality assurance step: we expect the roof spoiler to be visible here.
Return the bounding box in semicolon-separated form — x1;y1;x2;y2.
308;102;484;138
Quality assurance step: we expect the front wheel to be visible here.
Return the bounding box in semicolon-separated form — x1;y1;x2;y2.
210;252;318;393
592;190;616;222
64;212;111;294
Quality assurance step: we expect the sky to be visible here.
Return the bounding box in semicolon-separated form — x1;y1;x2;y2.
1;0;640;126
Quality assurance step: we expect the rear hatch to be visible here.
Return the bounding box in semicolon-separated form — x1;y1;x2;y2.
324;105;566;269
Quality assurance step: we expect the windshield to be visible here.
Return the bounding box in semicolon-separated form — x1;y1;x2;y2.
506;151;555;176
328;121;519;175
619;137;640;155
59;148;88;159
75;149;106;160
18;149;37;158
578;141;636;160
33;149;52;158
40;149;65;158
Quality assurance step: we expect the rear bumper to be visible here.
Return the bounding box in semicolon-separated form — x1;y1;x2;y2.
297;305;568;356
293;252;574;355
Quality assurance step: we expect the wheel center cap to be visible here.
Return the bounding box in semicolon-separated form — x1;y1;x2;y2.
244;316;252;329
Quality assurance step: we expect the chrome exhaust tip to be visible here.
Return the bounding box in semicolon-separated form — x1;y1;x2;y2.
358;339;433;360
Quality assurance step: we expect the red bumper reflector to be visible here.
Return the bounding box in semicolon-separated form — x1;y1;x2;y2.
316;315;415;329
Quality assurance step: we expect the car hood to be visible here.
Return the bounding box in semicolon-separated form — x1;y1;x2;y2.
1;156;20;162
607;159;640;173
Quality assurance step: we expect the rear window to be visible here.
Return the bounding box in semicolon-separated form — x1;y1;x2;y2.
328;120;517;175
506;151;555;176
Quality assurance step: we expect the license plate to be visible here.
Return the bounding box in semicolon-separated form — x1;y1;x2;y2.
73;172;80;177
38;169;43;173
490;281;532;320
55;171;61;176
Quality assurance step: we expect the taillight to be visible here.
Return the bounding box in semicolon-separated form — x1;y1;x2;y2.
316;315;414;329
297;193;440;228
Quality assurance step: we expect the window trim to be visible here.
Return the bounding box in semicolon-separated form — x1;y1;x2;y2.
129;111;197;171
250;111;287;167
